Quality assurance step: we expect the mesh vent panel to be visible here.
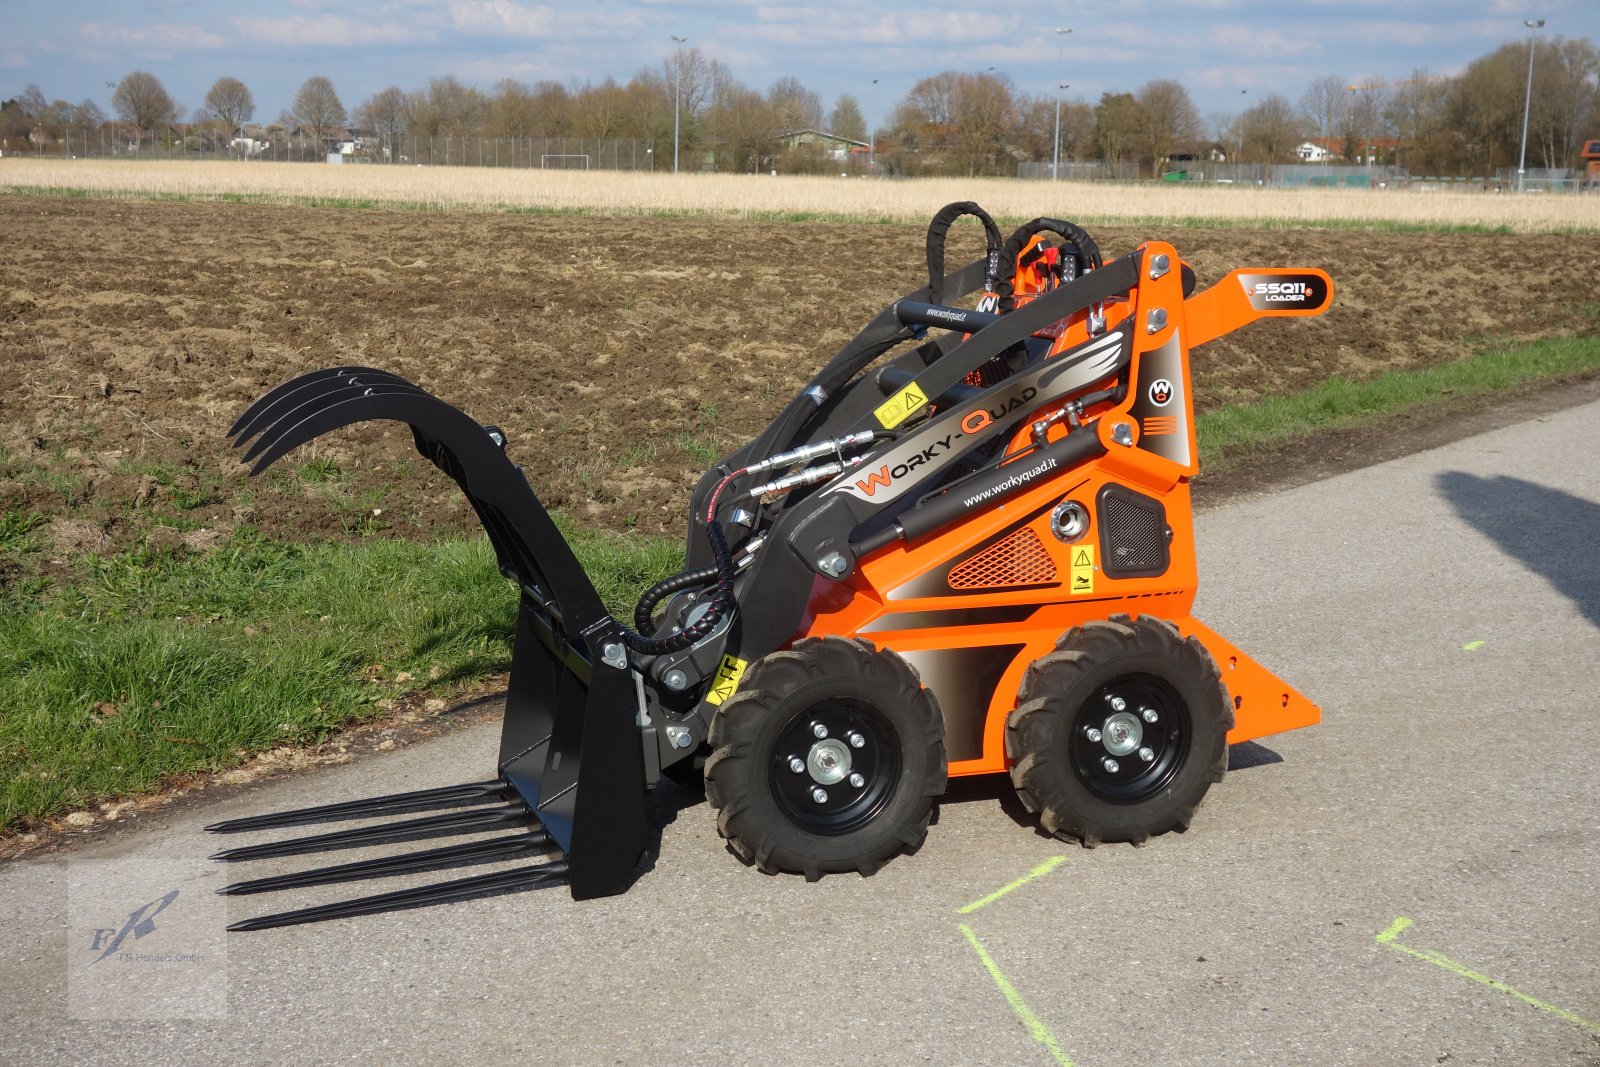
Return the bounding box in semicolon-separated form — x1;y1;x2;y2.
1099;486;1169;578
948;527;1057;589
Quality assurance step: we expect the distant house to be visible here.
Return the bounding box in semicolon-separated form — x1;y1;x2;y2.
1304;135;1397;165
777;129;870;161
1295;141;1334;163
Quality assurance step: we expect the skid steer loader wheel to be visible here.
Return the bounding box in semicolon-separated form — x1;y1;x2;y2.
704;637;946;880
1006;616;1232;847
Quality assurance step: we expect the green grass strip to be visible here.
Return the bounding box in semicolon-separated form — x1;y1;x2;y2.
1376;917;1600;1034
1198;334;1600;470
958;923;1077;1066
0;525;679;831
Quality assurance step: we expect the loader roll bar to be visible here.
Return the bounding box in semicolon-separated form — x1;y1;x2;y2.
925;201;1003;305
993;217;1104;307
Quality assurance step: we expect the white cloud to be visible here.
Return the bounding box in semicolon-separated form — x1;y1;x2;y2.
745;10;1023;47
80;22;228;53
1204;25;1321;58
231;14;431;47
450;1;554;38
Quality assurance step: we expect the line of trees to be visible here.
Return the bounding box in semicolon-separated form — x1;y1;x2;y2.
3;34;1596;177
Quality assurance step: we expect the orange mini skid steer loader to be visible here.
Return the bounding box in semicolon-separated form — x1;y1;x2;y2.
208;205;1333;929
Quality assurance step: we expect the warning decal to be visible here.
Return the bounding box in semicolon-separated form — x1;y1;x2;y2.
1070;545;1095;595
874;382;929;429
704;654;748;706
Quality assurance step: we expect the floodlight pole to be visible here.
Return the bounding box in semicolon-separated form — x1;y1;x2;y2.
671;34;687;174
1052;28;1071;180
1516;18;1545;193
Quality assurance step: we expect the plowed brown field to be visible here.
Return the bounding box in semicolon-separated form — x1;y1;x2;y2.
2;195;1592;553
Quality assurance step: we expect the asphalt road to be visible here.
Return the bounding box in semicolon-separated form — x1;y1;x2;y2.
4;400;1598;1066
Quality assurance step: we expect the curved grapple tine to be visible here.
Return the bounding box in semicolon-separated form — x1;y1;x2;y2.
240;381;434;472
227;366;414;441
234;374;424;456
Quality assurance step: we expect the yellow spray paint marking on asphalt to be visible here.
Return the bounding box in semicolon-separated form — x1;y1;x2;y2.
958;855;1067;914
1376;917;1600;1035
1462;640;1485;651
958;924;1076;1067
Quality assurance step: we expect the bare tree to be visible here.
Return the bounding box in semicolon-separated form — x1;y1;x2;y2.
949;72;1016;177
292;75;346;154
829;94;866;141
204;77;255;136
111;71;180;149
1298;74;1347;146
574;77;630;139
1135;79;1201;175
768;75;822;132
710;84;778;172
1533;37;1600;170
1239;93;1308;170
485;79;537;139
1339;83;1389;164
1093;91;1143;164
357;86;407;162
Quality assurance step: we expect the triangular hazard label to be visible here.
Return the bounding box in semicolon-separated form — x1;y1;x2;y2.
903;385;926;409
1073;549;1092;566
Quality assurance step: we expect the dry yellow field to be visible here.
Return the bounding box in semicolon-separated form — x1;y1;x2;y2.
2;158;1595;232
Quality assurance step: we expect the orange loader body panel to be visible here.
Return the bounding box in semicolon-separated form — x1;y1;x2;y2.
799;242;1333;777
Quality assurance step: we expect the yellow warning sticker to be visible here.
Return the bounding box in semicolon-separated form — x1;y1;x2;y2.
704;654;748;706
873;382;929;429
1070;545;1095;595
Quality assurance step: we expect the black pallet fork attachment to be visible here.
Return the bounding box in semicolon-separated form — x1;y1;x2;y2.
207;367;646;930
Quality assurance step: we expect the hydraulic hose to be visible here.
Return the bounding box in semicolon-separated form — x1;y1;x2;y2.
616;468;743;656
632;564;719;634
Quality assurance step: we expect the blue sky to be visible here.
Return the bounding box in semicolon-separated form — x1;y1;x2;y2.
5;0;1596;130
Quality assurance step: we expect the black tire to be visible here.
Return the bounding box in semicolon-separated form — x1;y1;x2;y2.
704;637;947;880
1006;615;1232;847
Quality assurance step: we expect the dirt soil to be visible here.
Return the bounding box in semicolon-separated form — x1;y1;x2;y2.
2;195;1595;552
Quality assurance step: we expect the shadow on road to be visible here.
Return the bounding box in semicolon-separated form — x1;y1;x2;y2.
1436;471;1600;630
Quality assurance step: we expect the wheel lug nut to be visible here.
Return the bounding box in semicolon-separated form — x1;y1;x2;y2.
811;722;828;738
847;731;865;749
1141;707;1158;724
1139;746;1154;762
810;786;829;804
1102;757;1120;773
849;772;865;788
1107;695;1127;712
1084;727;1103;743
788;757;805;774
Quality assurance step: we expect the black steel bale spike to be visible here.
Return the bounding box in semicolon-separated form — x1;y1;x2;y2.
214;372;647;930
225;860;572;932
209;803;533;862
204;779;513;834
218;830;553;896
229;367;419;447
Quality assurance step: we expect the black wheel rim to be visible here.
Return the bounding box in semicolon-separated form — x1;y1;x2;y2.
769;698;901;836
1066;674;1190;804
